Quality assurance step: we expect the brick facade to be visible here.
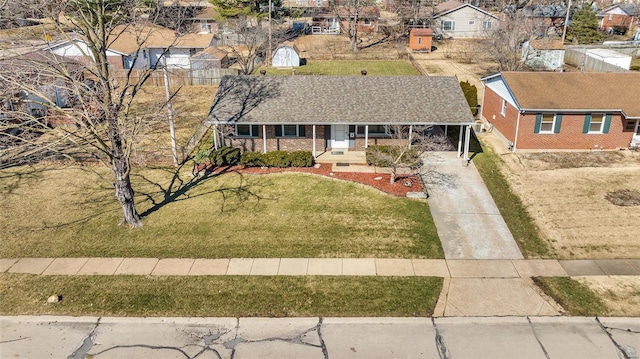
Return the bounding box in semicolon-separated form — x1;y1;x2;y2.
220;124;407;153
482;86;638;150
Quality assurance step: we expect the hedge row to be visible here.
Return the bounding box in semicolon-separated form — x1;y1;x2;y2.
193;147;314;168
241;150;314;167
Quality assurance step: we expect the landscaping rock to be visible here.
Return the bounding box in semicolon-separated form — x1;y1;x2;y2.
374;176;382;181
314;163;321;169
47;295;61;303
406;192;428;199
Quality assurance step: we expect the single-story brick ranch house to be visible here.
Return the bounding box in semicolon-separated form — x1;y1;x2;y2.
480;72;640;151
206;75;476;159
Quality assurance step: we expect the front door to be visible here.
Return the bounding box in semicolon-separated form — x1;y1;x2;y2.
332;124;349;149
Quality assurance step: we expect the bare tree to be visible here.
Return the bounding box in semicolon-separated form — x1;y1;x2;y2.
366;125;451;184
330;0;377;52
0;0;186;228
482;9;548;71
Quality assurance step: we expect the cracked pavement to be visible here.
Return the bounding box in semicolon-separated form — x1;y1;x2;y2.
1;316;639;358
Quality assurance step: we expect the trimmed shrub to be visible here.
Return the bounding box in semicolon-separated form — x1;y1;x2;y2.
366;145;420;168
240;151;266;167
289;151;314;167
460;80;478;116
240;150;314;168
209;146;241;166
263;151;291;167
192;148;212;164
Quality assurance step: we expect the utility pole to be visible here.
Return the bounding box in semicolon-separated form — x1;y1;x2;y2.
268;0;272;67
561;0;572;44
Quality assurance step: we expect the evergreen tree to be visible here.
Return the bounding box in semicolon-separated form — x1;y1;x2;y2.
567;5;602;44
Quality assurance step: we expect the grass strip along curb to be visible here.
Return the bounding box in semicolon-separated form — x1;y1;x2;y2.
0;274;443;317
473;141;554;258
533;277;608;316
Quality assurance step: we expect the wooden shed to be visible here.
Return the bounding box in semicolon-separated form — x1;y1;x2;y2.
409;28;433;52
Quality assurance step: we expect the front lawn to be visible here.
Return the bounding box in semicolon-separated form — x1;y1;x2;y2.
0;274;443;317
0;164;442;259
260;60;421;76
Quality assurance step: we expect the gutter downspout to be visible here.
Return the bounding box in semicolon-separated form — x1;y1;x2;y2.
513;111;522;152
457;125;463;157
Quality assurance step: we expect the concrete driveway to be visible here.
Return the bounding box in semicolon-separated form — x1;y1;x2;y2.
422;152;523;260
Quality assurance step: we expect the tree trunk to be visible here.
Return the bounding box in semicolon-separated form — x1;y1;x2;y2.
108;117;142;228
113;158;142;228
389;167;397;184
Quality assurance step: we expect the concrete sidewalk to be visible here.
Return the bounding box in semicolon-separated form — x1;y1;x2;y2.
2;316;639;359
3;257;640;277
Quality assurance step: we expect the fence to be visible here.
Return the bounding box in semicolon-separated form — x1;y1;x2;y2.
565;48;629;73
112;68;238;87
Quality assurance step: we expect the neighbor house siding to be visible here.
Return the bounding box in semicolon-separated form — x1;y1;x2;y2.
515;113;632;150
437;6;495;38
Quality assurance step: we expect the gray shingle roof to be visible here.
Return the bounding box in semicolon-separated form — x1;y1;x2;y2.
207;75;475;125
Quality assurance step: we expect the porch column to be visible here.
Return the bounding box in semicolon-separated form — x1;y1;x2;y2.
220;130;225;147
457;125;463;157
262;125;267;153
408;125;413;148
213;125;219;150
444;125;448;137
464;125;471;161
312;125;317;158
365;125;369;148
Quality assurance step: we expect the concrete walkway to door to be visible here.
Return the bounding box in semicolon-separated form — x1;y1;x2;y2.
422;151;523;260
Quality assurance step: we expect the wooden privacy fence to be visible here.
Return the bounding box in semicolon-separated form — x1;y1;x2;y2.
112;68;238;87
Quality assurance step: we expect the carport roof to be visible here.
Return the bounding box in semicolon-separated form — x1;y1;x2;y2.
207;75;476;126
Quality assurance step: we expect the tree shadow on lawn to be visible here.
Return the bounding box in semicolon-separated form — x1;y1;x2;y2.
135;163;274;218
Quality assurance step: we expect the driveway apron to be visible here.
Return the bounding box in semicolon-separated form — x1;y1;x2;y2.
422;151;523;259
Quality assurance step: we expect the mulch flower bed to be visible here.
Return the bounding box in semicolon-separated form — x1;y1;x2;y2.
198;163;424;197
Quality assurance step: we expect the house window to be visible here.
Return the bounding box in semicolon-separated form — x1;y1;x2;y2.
534;113;562;134
363;18;371;25
540;114;555;133
441;21;455;31
418;37;422;44
276;125;306;137
235;124;258;137
585;114;611;134
469;20;475;25
356;125;387;136
483;21;492;29
500;99;507;116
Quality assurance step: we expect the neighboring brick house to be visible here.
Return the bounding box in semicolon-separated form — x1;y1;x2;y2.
597;3;640;34
480;72;640;151
207;75;476;159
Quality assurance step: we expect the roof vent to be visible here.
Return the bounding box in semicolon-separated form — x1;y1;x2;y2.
361;70;367;76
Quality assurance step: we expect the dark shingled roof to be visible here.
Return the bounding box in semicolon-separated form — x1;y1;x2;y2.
207;75;475;125
501;72;640;118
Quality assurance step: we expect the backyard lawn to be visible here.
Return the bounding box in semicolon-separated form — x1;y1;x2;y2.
0;164;442;259
261;60;420;76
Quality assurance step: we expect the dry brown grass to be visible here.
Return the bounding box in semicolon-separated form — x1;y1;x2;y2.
575;276;640;316
483;134;640;259
129;85;216;164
